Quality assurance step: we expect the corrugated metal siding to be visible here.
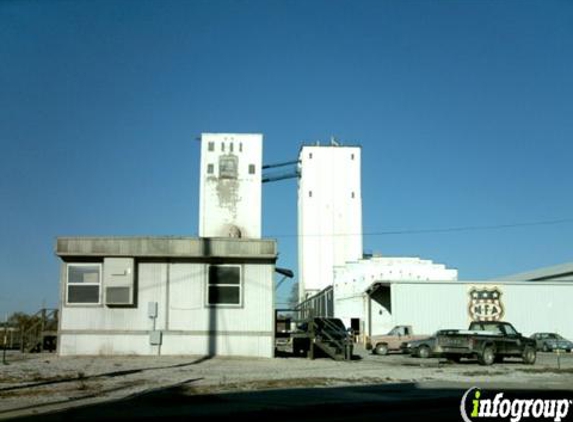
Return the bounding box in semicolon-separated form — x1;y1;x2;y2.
168;263;206;331
168;263;273;332
60;263;167;332
59;259;275;356
501;284;573;339
391;282;573;339
392;283;468;335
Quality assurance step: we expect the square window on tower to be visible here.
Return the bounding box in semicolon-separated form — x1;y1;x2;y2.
219;155;238;179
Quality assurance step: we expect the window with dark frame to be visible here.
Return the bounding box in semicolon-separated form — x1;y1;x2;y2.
67;264;101;304
248;164;255;174
208;141;214;152
208;265;241;305
219;155;238;179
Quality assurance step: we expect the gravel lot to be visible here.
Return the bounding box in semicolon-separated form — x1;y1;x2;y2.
1;347;572;419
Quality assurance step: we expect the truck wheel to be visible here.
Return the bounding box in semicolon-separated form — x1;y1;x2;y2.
418;345;431;359
375;343;389;355
522;346;536;365
478;345;495;366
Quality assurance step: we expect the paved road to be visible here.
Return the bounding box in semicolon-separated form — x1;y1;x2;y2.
13;381;573;422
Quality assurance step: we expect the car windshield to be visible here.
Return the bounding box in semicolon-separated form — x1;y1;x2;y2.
388;326;407;336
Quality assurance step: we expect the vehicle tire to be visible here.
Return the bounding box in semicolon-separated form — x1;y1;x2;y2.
374;343;389;356
542;343;550;353
478;345;495;366
418;345;431;359
522;346;536;365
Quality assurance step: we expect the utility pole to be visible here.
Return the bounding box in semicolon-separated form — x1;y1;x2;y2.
2;313;8;365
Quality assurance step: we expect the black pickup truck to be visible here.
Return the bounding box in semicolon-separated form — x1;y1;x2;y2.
435;321;537;365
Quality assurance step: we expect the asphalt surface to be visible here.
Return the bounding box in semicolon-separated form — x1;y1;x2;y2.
11;381;573;422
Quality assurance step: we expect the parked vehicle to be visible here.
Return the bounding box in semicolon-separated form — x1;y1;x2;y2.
530;333;573;353
401;329;460;358
435;321;537;365
368;325;427;355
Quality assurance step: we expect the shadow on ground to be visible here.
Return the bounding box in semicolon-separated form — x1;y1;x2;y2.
11;382;573;422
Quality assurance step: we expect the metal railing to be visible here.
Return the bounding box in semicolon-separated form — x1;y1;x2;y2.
20;308;58;353
310;318;353;361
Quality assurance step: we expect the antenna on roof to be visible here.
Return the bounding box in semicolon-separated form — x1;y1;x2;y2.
330;136;340;146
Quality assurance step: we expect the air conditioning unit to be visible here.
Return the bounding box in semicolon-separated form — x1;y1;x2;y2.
104;258;134;305
105;286;133;305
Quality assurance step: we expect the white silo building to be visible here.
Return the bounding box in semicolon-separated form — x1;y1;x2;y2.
297;142;363;301
199;133;262;239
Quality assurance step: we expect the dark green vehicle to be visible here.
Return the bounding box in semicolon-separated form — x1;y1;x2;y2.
435;321;537;365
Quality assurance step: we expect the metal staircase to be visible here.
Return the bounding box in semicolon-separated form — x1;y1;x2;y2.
20;308;58;353
308;318;353;361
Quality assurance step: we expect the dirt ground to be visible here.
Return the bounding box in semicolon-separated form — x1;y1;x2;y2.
1;347;572;420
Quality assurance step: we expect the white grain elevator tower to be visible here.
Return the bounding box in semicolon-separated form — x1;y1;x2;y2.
199;133;262;238
298;141;363;301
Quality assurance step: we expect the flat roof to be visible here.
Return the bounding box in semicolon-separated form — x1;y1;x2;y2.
365;279;573;293
496;262;573;281
56;236;277;260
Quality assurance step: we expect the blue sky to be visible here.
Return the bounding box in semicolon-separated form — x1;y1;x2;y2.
1;0;572;315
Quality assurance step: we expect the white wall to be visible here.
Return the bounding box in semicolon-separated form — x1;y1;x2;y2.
391;281;573;340
199;133;262;239
59;261;275;357
298;145;362;300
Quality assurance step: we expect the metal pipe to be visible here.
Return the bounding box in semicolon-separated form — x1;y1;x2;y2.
262;160;299;170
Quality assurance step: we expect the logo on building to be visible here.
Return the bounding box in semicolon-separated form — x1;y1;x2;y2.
468;287;504;322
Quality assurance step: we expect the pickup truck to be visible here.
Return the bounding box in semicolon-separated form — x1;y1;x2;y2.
368;325;428;355
435;321;537;365
400;329;460;358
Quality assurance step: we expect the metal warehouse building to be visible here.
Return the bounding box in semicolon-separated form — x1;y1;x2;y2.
363;279;573;341
56;236;277;357
302;259;573;342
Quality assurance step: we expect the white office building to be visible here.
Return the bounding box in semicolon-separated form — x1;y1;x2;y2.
57;133;278;358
